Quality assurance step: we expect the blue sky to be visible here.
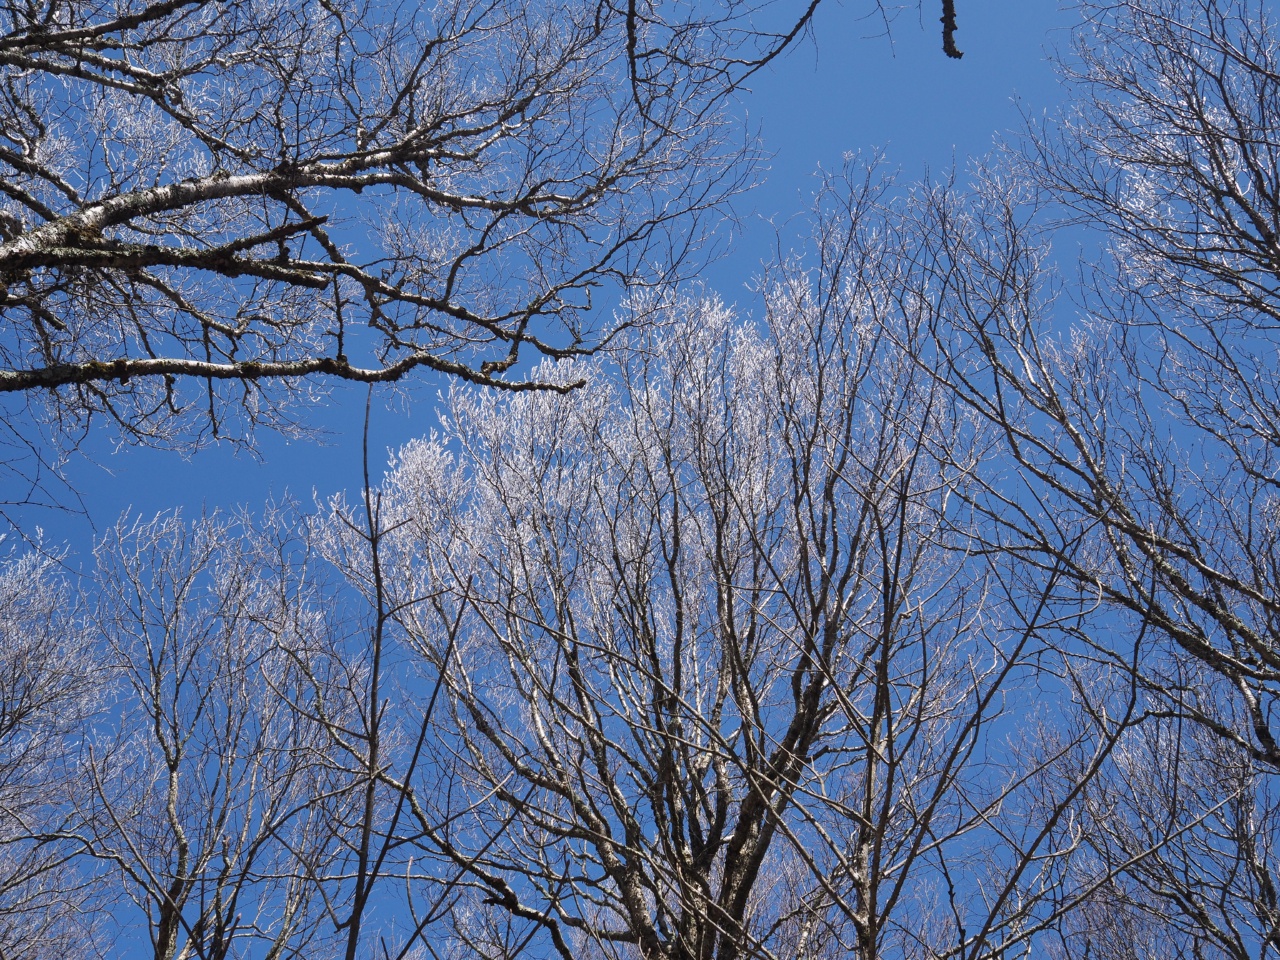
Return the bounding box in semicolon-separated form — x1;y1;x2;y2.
46;2;1077;556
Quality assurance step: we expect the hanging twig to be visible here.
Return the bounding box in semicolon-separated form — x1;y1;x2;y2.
941;0;963;58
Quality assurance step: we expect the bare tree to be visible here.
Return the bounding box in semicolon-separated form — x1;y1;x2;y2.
26;475;477;960
0;548;101;960
1046;697;1280;960
0;0;873;461
921;0;1280;782
69;506;367;960
872;0;1280;952
368;175;1106;958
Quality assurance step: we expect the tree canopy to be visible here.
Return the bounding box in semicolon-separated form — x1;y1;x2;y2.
8;1;1280;959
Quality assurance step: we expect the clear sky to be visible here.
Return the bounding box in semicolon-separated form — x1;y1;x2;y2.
44;2;1077;557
